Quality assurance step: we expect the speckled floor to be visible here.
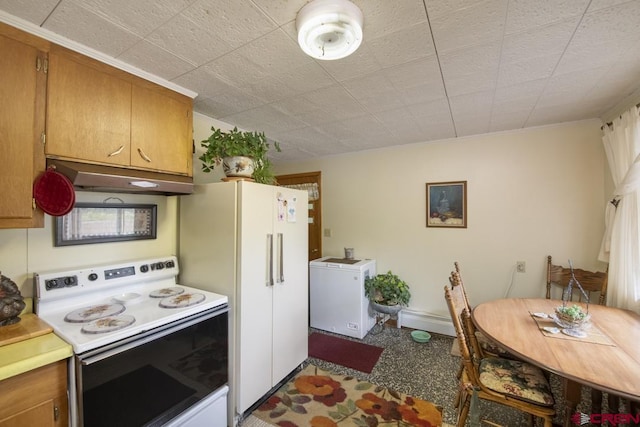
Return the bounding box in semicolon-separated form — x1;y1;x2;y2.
303;326;604;427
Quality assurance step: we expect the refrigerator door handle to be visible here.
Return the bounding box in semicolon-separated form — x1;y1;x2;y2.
278;233;284;283
267;233;274;286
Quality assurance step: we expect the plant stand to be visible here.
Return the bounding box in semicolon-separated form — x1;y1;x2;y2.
370;302;402;337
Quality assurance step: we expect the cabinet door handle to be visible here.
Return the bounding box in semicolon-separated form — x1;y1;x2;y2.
137;148;152;163
278;233;284;283
108;145;125;157
267;234;274;287
54;405;59;421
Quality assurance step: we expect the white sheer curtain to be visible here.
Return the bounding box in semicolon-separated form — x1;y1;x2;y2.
598;105;640;312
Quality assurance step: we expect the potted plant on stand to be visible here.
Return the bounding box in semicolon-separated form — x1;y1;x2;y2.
365;271;411;334
199;126;281;185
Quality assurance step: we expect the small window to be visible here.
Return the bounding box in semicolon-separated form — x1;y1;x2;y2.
55;203;157;246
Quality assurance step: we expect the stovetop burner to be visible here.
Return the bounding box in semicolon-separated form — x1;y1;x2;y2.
159;292;205;308
149;286;185;298
65;303;126;323
81;314;136;334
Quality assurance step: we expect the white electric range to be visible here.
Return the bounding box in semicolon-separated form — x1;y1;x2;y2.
34;255;230;427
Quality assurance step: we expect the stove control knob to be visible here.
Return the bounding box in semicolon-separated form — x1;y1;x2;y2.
64;276;78;287
164;260;175;269
140;264;149;273
155;262;165;270
45;279;59;290
88;273;98;281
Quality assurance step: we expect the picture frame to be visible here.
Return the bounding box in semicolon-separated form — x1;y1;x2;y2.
55;203;157;246
426;181;467;228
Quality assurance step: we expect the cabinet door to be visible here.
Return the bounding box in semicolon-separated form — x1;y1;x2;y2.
272;187;309;383
131;84;193;175
0;28;46;228
0;360;68;427
46;48;131;166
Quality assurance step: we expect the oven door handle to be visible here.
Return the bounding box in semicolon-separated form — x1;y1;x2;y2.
79;306;228;365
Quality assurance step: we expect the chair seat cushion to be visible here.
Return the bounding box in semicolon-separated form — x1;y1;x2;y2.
479;357;555;406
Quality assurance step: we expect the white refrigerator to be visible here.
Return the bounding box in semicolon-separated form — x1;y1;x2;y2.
178;181;308;427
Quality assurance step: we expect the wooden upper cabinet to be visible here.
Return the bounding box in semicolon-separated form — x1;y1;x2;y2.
0;24;48;229
131;84;193;175
46;47;131;167
46;45;193;176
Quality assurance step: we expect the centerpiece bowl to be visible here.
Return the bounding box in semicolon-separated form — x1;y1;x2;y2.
554;304;591;337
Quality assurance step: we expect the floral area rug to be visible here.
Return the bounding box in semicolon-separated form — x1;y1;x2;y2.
252;364;442;427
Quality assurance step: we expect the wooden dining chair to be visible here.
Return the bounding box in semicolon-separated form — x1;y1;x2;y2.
545;255;618;414
451;263;513;359
546;255;608;304
445;286;556;427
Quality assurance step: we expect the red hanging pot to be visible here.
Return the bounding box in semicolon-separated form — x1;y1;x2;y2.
33;166;76;216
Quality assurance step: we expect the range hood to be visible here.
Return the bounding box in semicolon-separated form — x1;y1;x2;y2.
48;159;194;195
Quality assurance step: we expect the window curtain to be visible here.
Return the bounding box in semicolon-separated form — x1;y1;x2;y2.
598;105;640;312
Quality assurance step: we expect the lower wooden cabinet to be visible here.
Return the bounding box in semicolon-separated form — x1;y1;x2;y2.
0;360;68;427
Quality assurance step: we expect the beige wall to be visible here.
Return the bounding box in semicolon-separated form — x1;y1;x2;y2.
2;115;607;329
0;191;178;297
273;119;607;322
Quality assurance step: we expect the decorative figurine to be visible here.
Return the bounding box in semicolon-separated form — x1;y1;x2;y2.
0;272;25;326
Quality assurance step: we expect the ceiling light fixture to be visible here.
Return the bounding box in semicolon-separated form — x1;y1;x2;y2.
296;0;363;61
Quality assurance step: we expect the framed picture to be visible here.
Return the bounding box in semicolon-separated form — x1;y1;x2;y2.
55;203;157;246
426;181;467;228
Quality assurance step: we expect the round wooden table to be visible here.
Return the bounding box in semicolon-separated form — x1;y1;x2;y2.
472;298;640;426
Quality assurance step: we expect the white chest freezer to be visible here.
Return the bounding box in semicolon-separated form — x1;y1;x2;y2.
309;256;376;339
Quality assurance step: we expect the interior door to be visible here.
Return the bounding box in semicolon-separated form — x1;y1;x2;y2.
236;181;275;414
276;172;322;260
272;186;309;384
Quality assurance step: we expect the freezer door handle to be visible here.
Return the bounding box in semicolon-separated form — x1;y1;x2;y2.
278;233;284;283
267;234;274;286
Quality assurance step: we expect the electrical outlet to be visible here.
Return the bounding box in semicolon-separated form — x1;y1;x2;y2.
516;261;526;273
323;228;332;237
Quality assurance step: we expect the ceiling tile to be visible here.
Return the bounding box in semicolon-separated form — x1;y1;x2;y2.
236;28;310;77
74;0;195;37
367;21;435;68
504;0;590;34
118;40;193;80
181;0;277;49
43;1;140;56
199;87;265;118
203;51;271;88
430;0;507;52
274;62;335;94
145;14;233;66
500;18;579;64
449;91;494;121
356;0;428;39
496;55;558;87
249;0;306;26
318;43;383;82
439;42;500;96
172;66;235;98
0;0;59;25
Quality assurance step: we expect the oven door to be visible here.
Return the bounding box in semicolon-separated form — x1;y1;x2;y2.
75;306;228;427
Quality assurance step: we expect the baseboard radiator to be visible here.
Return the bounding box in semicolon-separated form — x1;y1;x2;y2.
399;309;455;337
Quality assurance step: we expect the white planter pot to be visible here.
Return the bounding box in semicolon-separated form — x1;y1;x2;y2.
222;156;255;178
